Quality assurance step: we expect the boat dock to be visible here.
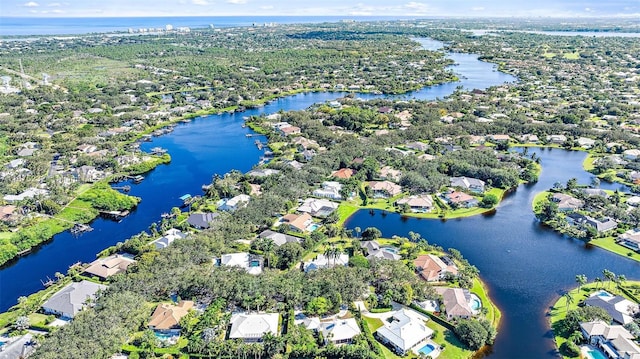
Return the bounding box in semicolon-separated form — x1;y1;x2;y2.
150;147;168;155
132;175;144;183
112;185;131;192
70;223;93;235
99;210;130;220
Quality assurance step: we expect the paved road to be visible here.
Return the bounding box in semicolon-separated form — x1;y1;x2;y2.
0;334;34;359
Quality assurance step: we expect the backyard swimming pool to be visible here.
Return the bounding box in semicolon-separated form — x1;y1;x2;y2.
418;343;435;356
469;294;482;311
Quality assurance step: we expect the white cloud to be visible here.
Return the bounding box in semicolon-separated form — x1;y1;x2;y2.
23;1;39;7
48;2;61;6
227;0;247;4
404;1;429;12
471;6;485;11
585;7;592;11
51;9;64;13
191;0;209;5
259;5;273;10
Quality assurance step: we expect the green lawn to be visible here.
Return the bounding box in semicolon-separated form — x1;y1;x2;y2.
336;202;360;226
28;313;50;326
590;237;640;263
426;320;474;359
362;316;403;359
531;191;550;213
582;153;597;172
471;278;501;328
563;52;580;60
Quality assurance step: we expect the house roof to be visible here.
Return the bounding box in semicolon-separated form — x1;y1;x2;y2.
445;191;475;204
297;198;338;218
435;287;473;318
580;320;634;341
450;176;485;190
414;254;458;281
148;301;194;330
304;253;349;271
258;230;301;247
320;318;361;342
332;168;354;179
584;294;639;324
551;193;584;210
42;280;108;318
282;213;313;232
151;228;188;249
84;254;135;279
187;212;219;229
229;313;279;340
220;252;263;275
361;241;401;260
396;195;433;208
368;181;403;196
375;309;433;351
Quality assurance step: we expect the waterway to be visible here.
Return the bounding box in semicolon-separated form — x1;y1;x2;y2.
345;147;639;358
0;36;633;358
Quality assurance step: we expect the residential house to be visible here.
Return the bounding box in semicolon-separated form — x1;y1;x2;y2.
187;212;219;229
551;193;584;212
375;309;434;356
294;314;321;332
218;194;250;212
444;191;478;208
297;198;339;218
281;213;314;233
566;213;618;233
379;166;402;182
332;168;354;179
487;134;511;142
228;313;279;343
319;318;361;345
304;253;349;272
42;280;108;319
418;153;435;161
520;134;539;143
77;144;97;153
395;195;433;213
83;254;136;280
582;188;609;198
405;142;429;152
6;158;25;169
577;137;596;149
368;181;403;198
280;125;301;136
584;292;639;325
258;230;301;247
217;252;263;275
414;254;458;282
580;321;640;359
313;181;344;200
435;287;474;320
0;205;18;223
623;149;640;161
302;149;316;161
148;301;194;334
3;188;48;203
150;228;188;249
291;136;319;150
547;134;568;145
360;241;401;260
450;177;485;193
618;229;640;252
626;196;640;207
74;165;106;183
246;168;280;177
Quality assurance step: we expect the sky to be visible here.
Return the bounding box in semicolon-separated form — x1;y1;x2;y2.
1;0;639;18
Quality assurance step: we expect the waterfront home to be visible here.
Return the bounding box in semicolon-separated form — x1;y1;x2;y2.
581;188;609;198
216;252;263;275
281;213;314;233
395;194;434;213
0;205;18;223
580;320;640;359
449;176;485;193
547;134;567;145
228;312;279;343
414;254;458;282
148;300;194;335
566;213;618;233
151;228;188;250
623;149;640;161
218;194;250;212
379;166;402;182
246;168;280;178
443;191;478;208
297;198;339;218
577;137;596;149
279;125;301;136
3;188;48;203
313;181;344;200
368;181;403;198
360;241;401;260
332;168;354;179
83;254;136;280
258;230;301;247
626;196;640;207
319;318;361;345
434;287;474;320
551;193;584;212
584;292;639;325
375;309;434;356
618;229;640;252
187;212;219;229
42;280;107;319
304;253;349;272
520;134;539;143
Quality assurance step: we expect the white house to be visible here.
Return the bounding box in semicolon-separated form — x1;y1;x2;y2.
375;309;434;356
319;318;361;345
218;252;263;275
297;198;339;218
313;181;344;200
228;313;279;343
623;149;640;161
450;177;485;193
150;228;188;249
218;194;250;212
303;253;349;272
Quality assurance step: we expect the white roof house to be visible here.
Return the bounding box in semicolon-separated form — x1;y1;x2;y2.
42;280;108;319
219;252;263;275
229;313;279;343
297;198;339;218
375;309;434;355
218;194;251;212
150;228;188;250
3;188;48;203
319;318;361;345
303;253;349;272
312;181;344;200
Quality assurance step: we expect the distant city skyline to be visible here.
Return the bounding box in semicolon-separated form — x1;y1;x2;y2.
1;0;639;18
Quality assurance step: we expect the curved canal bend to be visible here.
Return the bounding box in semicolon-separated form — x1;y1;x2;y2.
1;37;635;358
346;148;639;359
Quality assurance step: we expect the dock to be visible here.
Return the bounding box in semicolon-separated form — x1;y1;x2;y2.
99;210;130;220
132;175;144;183
112;185;131;192
179;194;199;207
254;140;263;150
150;147;168;155
70;223;93;235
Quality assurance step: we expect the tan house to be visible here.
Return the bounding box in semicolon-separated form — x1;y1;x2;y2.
332;168;354;179
148;300;194;334
281;213;314;232
0;205;18;222
83;254;136;280
435;287;474;320
414;254;458;282
368;181;403;198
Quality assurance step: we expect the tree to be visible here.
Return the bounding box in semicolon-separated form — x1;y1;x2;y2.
575;274;587;292
361;227;382;241
306;296;333;316
15;316;29;331
275;242;304;270
480;193;499;208
563;292;574;312
349;255;370;268
602;269;615;289
565;178;578;191
454;319;489;350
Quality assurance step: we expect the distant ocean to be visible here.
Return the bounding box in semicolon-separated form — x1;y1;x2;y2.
0;16;417;37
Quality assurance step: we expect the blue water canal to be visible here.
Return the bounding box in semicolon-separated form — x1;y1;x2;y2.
1;38;637;358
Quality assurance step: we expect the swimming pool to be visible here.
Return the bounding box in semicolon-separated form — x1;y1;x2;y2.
594;290;613;298
154;332;175;341
418;343;435;355
586;349;607;359
381;246;399;254
469;294;482;311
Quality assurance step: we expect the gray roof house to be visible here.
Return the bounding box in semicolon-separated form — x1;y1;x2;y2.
450;177;485;193
42;280;108;319
566;213;618;233
360;240;401;261
551;193;584;211
187;212;219;229
258;230;301;247
584;292;639;325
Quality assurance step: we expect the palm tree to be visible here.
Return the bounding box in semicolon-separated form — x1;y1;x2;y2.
575;274;587;292
616;274;626;289
594;277;602;290
563;292;574;312
324;246;340;267
260;238;275;268
602;269;615;289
